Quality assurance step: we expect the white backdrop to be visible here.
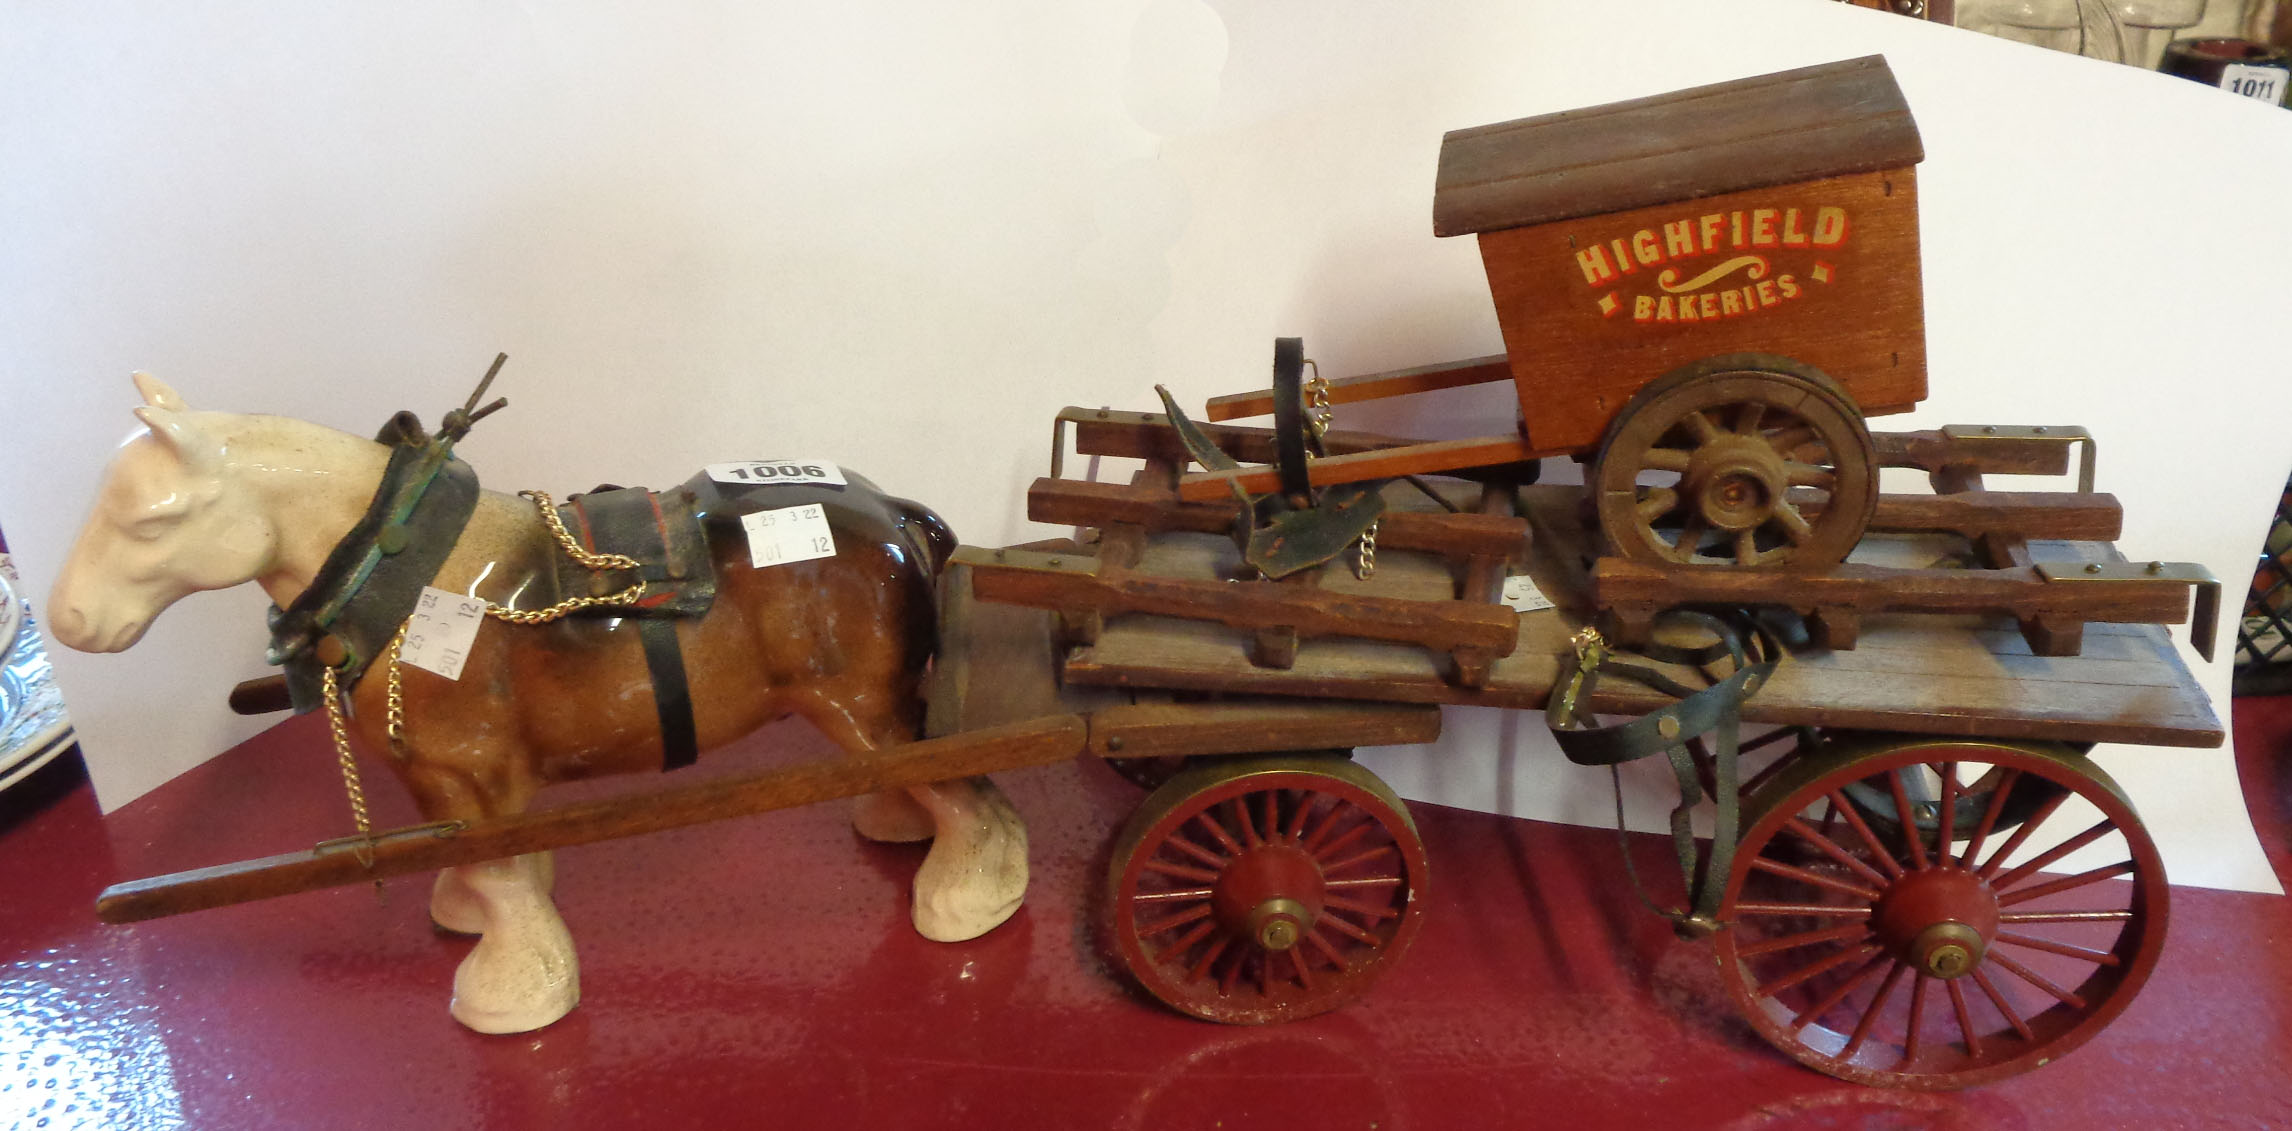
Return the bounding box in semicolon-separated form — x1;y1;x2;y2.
3;1;2284;892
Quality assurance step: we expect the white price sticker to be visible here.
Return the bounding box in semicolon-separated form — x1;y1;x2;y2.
706;460;847;487
399;586;487;680
2219;63;2288;105
1501;574;1555;613
740;504;837;568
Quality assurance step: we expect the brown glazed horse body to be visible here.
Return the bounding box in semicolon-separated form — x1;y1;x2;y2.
48;374;1027;1033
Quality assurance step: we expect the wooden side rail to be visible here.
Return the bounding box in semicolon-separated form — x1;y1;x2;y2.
1594;557;2216;659
962;546;1520;662
1204;355;1515;421
1176;435;1557;501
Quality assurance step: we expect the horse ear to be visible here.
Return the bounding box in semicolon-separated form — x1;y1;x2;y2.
133;405;218;471
131;371;190;412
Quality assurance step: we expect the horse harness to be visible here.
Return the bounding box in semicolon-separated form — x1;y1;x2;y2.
266;370;726;796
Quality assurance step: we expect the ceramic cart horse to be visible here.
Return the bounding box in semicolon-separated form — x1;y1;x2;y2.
48;371;1028;1034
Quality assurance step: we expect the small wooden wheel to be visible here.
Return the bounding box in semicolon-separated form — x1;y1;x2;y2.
1592;354;1877;567
1106;755;1430;1024
1715;734;2168;1088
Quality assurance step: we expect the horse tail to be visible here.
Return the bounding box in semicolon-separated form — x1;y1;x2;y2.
891;496;958;578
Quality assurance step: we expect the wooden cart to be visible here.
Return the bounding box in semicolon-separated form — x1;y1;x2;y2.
93;56;2227;1091
965;435;2218;1087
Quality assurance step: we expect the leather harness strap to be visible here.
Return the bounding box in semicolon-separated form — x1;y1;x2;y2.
1546;610;1784;938
268;431;481;715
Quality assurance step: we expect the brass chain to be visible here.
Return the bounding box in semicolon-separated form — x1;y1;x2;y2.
322;490;648;864
1304;359;1333;443
320;663;378;868
1301;357;1377;580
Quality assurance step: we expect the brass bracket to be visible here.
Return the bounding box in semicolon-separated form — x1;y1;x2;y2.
2036;560;2221;663
1941;424;2096;493
313;819;467;857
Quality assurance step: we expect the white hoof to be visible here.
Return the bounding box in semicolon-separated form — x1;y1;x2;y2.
910;780;1030;942
441;855;579;1034
853;789;937;843
450;932;580;1034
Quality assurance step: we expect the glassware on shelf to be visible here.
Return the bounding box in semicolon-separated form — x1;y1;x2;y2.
1956;0;2130;59
2107;0;2210;65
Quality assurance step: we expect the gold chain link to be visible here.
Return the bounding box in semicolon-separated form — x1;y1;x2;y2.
1301;357;1376;579
321;663;377;868
323;490;649;863
519;489;641;572
1304;359;1333;444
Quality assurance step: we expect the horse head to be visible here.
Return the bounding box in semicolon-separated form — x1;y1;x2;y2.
48;373;283;653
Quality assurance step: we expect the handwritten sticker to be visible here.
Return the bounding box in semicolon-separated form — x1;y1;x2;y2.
740;504;837;568
706;460;847;487
399;586;487;680
1501;574;1555;614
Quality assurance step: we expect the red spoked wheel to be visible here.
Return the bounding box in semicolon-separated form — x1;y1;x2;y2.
1715;734;2168;1088
1106;755;1430;1025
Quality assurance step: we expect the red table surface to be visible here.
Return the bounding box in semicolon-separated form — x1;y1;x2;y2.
4;703;2290;1131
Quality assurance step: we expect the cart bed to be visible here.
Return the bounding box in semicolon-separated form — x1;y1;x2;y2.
1049;484;2221;749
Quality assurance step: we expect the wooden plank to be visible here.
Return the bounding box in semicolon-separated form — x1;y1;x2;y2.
1174;434;1552;501
1592;559;2195;634
1030;477;1527;560
96;714;1093;924
1063;611;2220;749
1204;355;1514;421
1087;699;1441;759
964;548;1520;658
1061;407;1429;470
1857;491;2120;542
1875;429;2074;478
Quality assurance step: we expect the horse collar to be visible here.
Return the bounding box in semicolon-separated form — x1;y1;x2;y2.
266;421;482;714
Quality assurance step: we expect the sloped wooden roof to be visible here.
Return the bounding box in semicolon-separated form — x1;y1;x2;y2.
1432;56;1923;237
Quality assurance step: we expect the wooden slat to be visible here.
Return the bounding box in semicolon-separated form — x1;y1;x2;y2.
1205;355;1514;421
1175;434;1552;501
1861;491;2121;542
1087;699;1441;759
964;548;1519;658
1029;477;1526;560
1060;407;1429;469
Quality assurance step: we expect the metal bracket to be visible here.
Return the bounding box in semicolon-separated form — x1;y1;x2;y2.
1941;425;2097;493
313;819;467;857
2036;560;2221;663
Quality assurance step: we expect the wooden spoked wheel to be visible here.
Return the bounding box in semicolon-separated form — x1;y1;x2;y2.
1715;735;2168;1089
1592;354;1877;568
1106;755;1430;1025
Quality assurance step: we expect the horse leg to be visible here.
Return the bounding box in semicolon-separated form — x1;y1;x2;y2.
798;696;1030;942
903;775;1029;942
400;766;579;1033
448;853;581;1034
432;852;555;936
852;789;937;844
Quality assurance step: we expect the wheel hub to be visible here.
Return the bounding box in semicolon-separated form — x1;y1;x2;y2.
1871;867;1999;979
1684;435;1786;532
1211;844;1324;949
